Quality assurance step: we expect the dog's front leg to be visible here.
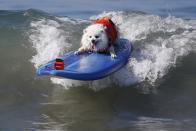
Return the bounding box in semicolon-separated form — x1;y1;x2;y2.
74;47;85;55
109;46;117;58
75;46;92;55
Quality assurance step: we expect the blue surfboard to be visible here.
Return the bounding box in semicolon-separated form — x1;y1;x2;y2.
37;39;132;80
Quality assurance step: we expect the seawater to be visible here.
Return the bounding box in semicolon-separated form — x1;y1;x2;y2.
0;1;196;130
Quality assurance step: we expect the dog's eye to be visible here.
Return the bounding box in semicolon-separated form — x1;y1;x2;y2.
89;36;92;38
95;35;99;38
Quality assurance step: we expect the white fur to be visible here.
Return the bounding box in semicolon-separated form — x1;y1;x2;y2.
75;24;117;58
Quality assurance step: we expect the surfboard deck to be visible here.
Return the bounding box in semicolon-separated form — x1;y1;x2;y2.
37;39;132;80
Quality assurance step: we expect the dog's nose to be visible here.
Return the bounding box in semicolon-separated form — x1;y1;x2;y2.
91;40;96;43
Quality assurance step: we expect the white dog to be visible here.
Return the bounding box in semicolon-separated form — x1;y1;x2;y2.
75;17;118;58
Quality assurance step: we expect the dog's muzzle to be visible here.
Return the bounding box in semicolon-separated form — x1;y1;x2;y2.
91;40;96;43
91;40;98;49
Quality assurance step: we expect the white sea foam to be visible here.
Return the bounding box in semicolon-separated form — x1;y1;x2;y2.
92;11;196;86
56;16;90;24
30;12;196;91
30;19;71;68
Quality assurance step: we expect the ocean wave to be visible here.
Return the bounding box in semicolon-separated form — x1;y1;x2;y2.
28;11;196;91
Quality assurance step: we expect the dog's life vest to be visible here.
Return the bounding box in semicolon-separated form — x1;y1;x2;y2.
94;17;118;44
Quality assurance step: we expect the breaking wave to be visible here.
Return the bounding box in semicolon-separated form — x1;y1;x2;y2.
29;11;196;91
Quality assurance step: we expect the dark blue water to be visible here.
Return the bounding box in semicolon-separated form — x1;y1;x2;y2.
1;0;196;130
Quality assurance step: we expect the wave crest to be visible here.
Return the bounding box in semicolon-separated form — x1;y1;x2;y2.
29;11;196;90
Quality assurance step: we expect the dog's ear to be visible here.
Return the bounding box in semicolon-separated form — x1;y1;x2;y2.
83;29;87;34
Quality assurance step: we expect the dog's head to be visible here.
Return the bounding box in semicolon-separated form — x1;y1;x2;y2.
81;24;108;51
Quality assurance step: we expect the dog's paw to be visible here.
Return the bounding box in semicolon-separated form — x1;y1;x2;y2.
74;51;79;55
111;54;117;59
